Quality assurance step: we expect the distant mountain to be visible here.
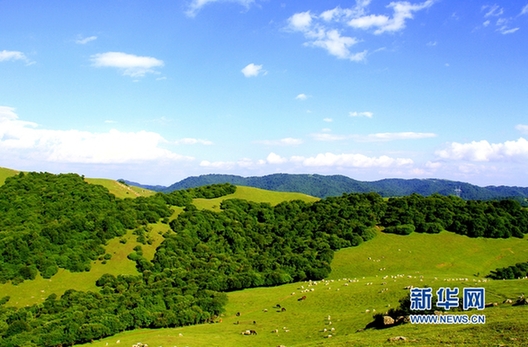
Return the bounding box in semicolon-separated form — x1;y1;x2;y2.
125;173;528;201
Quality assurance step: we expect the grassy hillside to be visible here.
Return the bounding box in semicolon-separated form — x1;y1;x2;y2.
84;178;155;198
0;166;18;185
193;185;319;210
74;230;528;347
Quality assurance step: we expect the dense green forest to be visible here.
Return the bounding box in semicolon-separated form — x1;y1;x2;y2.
1;172;527;346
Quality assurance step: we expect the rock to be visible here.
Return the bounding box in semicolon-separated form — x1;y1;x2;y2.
383;316;395;326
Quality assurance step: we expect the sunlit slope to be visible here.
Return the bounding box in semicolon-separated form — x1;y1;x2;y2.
0;166;18;185
79;230;528;347
193;185;319;210
84;178;155;198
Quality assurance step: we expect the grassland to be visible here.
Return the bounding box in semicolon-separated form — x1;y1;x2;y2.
84;178;155;198
71;230;527;347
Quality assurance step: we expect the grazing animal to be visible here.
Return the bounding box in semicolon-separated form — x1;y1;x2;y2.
249;329;257;335
253;320;257;324
236;312;241;316
298;295;307;301
263;309;268;312
275;304;281;308
281;307;286;312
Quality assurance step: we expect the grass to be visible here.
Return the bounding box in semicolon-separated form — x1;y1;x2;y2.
76;230;528;347
84;177;155;199
193;185;319;211
0;166;19;185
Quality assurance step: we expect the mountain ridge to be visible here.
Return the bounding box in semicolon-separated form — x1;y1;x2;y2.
123;173;528;201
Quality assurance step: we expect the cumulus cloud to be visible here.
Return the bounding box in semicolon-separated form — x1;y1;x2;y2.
186;0;255;17
0;50;32;64
349;111;373;118
175;138;213;145
266;152;288;164
0;106;191;164
295;93;308;100
287;0;435;61
241;63;265;77
255;138;303;146
75;35;97;44
436;138;528;162
91;52;164;77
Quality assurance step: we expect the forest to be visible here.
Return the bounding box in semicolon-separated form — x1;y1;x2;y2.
0;172;527;346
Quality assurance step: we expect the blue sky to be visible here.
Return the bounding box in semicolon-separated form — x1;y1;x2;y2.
1;0;528;186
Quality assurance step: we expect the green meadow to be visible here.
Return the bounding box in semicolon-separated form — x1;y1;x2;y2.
75;230;528;347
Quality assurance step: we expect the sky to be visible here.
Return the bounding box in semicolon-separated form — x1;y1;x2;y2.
1;0;528;187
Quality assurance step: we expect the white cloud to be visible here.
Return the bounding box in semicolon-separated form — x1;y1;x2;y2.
266;152;288;164
91;52;164;77
348;0;435;34
300;152;413;168
323;118;333;122
0;106;191;164
309;29;365;61
516;124;528;134
241;63;265;77
287;0;436;61
175;138;213;145
0;50;31;64
186;0;255;17
295;93;308;100
436;138;528;162
255;138;303;146
289;11;313;31
75;36;97;44
349;111;373;118
427;41;437;46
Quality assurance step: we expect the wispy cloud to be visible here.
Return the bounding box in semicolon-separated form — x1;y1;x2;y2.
75;35;97;44
515;124;528;134
349;111;373;118
186;0;255;17
255;137;303;146
521;4;528;16
287;0;435;61
91;52;164;77
482;4;504;17
323;118;333;122
0;50;33;64
479;5;521;34
295;93;308;100
0;106;191;164
436;137;528;162
241;63;265;77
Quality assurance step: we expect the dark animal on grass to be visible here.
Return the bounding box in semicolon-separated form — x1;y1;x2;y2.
298;295;307;301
